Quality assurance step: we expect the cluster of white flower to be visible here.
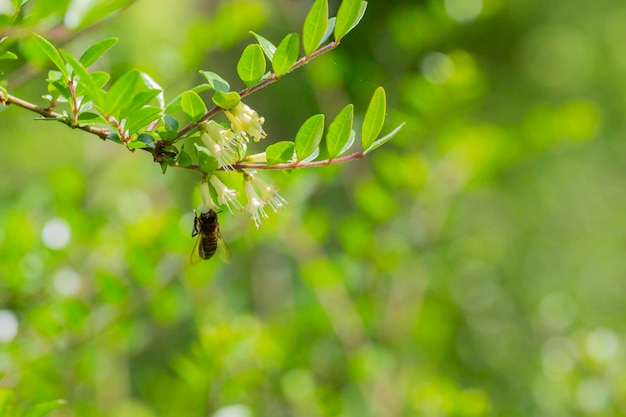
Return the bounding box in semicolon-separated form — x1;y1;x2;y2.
199;172;288;228
197;102;287;228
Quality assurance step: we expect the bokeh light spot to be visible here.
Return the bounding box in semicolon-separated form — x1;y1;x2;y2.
41;218;71;250
422;52;455;84
541;337;576;379
445;0;482;22
0;310;19;342
576;379;609;412
53;267;81;296
538;292;577;330
212;404;252;417
585;328;618;362
117;189;152;224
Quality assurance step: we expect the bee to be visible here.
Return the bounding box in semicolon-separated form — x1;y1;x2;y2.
190;209;231;263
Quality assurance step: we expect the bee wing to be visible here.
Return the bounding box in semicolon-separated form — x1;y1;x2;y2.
190;234;203;265
216;230;231;263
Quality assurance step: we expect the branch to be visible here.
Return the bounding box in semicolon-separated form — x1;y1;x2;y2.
0;91;110;139
232;151;365;170
171;151;365;173
174;41;341;141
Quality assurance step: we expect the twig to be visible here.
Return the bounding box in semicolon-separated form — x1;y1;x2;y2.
171;151;365;173
174;41;341;140
0;91;110;139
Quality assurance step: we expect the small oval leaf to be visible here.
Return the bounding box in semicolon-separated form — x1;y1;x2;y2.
250;31;277;61
120;89;162;116
177;145;192;167
164;84;212;114
163;114;179;131
124;106;162;135
181;90;207;122
361;86;386;150
212;91;241;110
334;0;367;41
267;141;295;166
195;143;219;172
272;33;300;77
303;0;329;55
237;44;266;88
60;50;104;106
363;122;405;155
31;33;68;78
105;70;140;118
199;71;230;92
326;104;353;159
295;114;325;162
79;37;118;67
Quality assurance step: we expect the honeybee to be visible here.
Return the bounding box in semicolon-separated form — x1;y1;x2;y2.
190;209;231;263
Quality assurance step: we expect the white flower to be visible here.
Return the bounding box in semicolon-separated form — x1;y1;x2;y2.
199;121;239;171
243;178;268;228
225;102;267;142
250;172;288;213
198;179;219;213
209;175;243;215
242;152;267;164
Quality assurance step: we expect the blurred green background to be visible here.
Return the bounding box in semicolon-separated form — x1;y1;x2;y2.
2;0;626;415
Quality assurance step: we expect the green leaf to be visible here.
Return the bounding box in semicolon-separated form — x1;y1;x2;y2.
79;37;118;67
157;126;177;141
74;72;109;98
272;33;300;77
0;388;15;416
90;71;110;89
295;114;325;162
250;31;276;61
128;133;156;149
266;141;295;165
140;72;164;108
237;44;266;88
13;0;30;7
77;112;106;125
300;146;320;163
334;0;367;41
361;86;386;150
46;71;69;100
163;114;178;131
212;91;241;109
199;71;230;93
164;84;212;114
177;145;192;167
363;122;405;155
0;51;17;60
60;50;104;106
107;132;124;144
339;130;356;155
320;17;336;45
31;33;68;78
326;104;353;159
105;69;140;118
124;106;162;135
195;143;219;172
181;90;207;122
303;0;328;56
23;399;67;417
121;89;162;116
